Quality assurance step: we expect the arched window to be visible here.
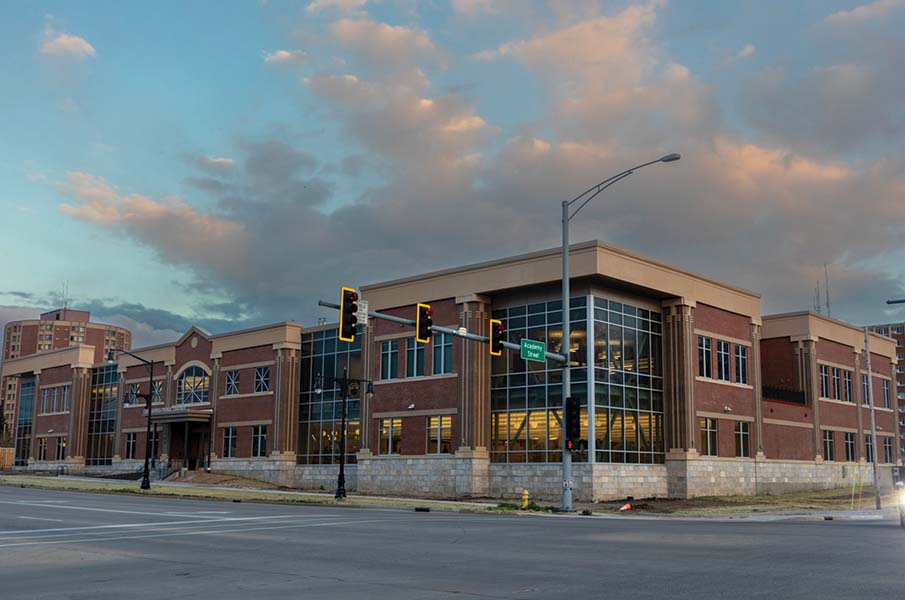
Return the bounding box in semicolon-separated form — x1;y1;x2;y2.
177;366;209;404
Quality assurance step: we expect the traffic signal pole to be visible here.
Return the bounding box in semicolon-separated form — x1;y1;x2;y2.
318;300;568;363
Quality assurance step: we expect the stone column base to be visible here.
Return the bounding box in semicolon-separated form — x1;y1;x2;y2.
454;447;490;498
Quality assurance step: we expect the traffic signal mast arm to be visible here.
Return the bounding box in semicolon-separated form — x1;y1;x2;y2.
317;300;567;363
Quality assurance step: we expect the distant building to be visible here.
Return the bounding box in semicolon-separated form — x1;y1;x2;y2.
1;310;131;438
867;321;905;457
0;246;899;501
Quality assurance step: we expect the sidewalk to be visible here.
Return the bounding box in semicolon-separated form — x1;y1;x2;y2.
1;474;900;522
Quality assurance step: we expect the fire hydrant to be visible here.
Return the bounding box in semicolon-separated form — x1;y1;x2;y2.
521;489;531;510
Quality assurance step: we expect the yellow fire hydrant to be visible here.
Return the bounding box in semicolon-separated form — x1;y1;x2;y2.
521;489;531;510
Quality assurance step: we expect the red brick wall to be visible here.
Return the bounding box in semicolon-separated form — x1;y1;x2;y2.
760;337;796;388
175;334;213;368
695;303;751;341
818;401;858;429
220;345;274;368
817;339;855;367
695;381;754;417
217;396;274;423
40;365;72;386
763;423;813;460
764;399;811;423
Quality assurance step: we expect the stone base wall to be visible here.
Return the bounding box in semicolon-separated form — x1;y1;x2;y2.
210;458;301;488
683;458;893;497
357;454;458;497
489;463;668;502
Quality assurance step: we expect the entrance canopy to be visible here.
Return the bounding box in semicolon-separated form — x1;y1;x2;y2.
148;405;212;424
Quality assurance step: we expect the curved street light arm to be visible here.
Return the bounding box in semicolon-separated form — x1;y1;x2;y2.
565;157;669;208
886;298;905;305
568;171;634;221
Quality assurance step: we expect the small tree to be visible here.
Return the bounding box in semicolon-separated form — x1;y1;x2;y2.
0;409;10;447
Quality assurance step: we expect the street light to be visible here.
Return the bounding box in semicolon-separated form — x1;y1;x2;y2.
560;153;681;511
107;349;155;490
313;367;373;499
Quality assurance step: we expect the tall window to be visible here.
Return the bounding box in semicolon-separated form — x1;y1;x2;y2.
698;337;712;379
406;337;424;378
41;389;50;414
882;380;890;409
862;374;870;405
433;333;453;375
884;437;893;463
177;367;209;404
255;367;271;393
223;427;237;458
225;370;240;396
734;421;749;458
426;415;452;454
56;437;66;461
125;432;137;459
252;425;267;457
823;430;835;461
379;418;402;455
820;365;829;398
381;340;399;380
86;365;119;466
844;371;853;403
734;346;748;385
38;438;47;461
299;326;362;466
845;432;856;462
832;368;841;400
700;418;718;456
865;434;874;463
151;381;162;403
126;383;140;406
15;378;35;466
716;340;730;381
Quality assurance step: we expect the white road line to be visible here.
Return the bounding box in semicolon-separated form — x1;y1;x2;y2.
0;514;319;538
0;499;231;519
18;516;65;522
0;518;391;548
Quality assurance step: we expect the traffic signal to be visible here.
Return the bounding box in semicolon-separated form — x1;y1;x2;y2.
489;319;504;356
565;397;580;452
339;286;359;343
416;303;433;344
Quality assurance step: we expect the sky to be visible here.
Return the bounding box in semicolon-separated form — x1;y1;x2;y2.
1;0;904;348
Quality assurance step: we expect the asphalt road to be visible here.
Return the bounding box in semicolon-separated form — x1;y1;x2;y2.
0;486;903;599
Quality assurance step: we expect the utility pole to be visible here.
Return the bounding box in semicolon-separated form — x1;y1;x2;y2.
863;327;882;510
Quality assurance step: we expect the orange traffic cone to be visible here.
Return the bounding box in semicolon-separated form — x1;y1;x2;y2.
619;502;632;512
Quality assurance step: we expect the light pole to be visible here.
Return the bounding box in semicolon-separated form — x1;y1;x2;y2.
107;349;155;490
560;153;681;511
314;367;373;499
863;328;882;510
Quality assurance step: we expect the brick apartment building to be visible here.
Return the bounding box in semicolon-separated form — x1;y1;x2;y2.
0;242;899;500
868;321;905;457
1;310;130;438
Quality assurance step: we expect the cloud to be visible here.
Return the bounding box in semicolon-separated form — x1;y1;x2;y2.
39;26;95;60
742;64;905;156
451;0;499;17
306;0;366;13
189;155;237;175
330;19;438;70
825;0;904;24
263;49;309;65
725;43;755;64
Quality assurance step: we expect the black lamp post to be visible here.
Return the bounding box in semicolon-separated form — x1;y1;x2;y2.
107;349;155;490
314;367;373;499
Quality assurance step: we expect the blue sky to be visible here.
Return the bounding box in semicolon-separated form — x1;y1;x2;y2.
1;0;904;346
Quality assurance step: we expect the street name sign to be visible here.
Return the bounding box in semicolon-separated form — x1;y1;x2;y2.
520;338;546;363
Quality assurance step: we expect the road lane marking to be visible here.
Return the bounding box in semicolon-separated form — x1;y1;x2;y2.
18;516;65;522
0;499;235;519
0;514;324;538
0;518;392;548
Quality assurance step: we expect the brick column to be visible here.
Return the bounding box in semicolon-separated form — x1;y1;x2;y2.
793;337;821;459
272;347;300;457
854;350;864;460
113;366;127;460
892;358;900;464
662;300;696;452
750;322;764;457
359;320;376;453
210;357;220;460
68;367;91;467
455;294;491;451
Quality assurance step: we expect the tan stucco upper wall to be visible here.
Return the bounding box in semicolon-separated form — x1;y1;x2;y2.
0;345;96;376
762;312;897;360
210;322;303;357
361;241;761;321
116;346;177;369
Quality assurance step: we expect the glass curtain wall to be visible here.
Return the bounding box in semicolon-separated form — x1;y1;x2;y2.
14;377;35;466
298;326;362;465
86;365;119;466
490;295;664;465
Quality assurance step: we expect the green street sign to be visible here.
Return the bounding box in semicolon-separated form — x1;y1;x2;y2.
520;338;546;363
